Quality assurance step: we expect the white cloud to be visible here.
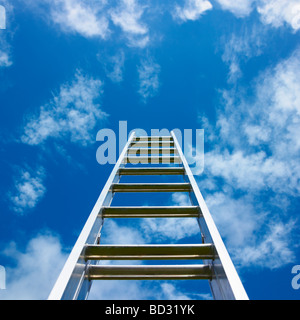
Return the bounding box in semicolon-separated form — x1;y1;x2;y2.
29;0;109;38
0;233;68;300
204;150;290;193
90;280;198;300
0;1;14;67
138;57;161;102
205;192;261;248
206;47;300;195
160;283;191;300
171;193;191;206
257;0;300;31
53;0;109;38
173;0;213;22
21;71;107;146
141;218;199;242
215;0;300;31
89;280;150;300
221;25;266;82
8;167;46;214
100;220;146;245
0;49;12;67
141;193;199;242
110;0;148;35
198;47;300;269
25;0;152;46
235;220;296;269
205;189;296;269
215;0;255;17
104;50;125;83
110;0;149;47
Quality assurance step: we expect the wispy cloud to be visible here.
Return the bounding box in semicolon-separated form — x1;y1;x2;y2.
0;0;14;68
8;167;46;214
236;220;296;269
257;0;300;31
89;279;203;300
110;0;150;48
215;0;255;17
221;25;266;83
140;193;199;242
160;283;191;300
52;0;109;38
203;47;300;195
199;47;300;269
0;49;12;67
141;218;199;242
25;0;152;47
0;233;68;300
26;0;109;39
205;189;296;269
138;57;161;103
21;71;107;146
110;0;148;35
104;50;125;83
173;0;213;22
101;220;146;245
216;0;300;31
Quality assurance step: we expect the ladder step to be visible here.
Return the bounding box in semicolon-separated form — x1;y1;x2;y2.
112;183;191;193
124;156;182;164
133;136;173;142
118;167;185;176
101;206;200;218
88;264;212;280
130;142;175;148
84;244;215;260
127;148;177;155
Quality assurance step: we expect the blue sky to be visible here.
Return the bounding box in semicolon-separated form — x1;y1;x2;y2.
0;0;300;300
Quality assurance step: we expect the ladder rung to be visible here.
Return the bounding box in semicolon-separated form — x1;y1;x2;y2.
118;167;185;176
84;244;215;260
88;264;212;280
130;142;175;148
133;136;173;142
124;156;182;164
112;183;191;193
101;206;200;218
127;148;177;155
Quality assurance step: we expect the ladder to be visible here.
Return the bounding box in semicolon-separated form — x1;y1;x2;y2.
48;131;249;300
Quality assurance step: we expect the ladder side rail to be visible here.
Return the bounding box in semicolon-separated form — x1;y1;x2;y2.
48;132;136;300
171;131;248;300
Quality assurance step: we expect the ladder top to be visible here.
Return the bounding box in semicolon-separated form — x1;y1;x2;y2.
133;136;173;142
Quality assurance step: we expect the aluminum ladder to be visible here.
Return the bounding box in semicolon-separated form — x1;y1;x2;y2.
48;131;249;300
